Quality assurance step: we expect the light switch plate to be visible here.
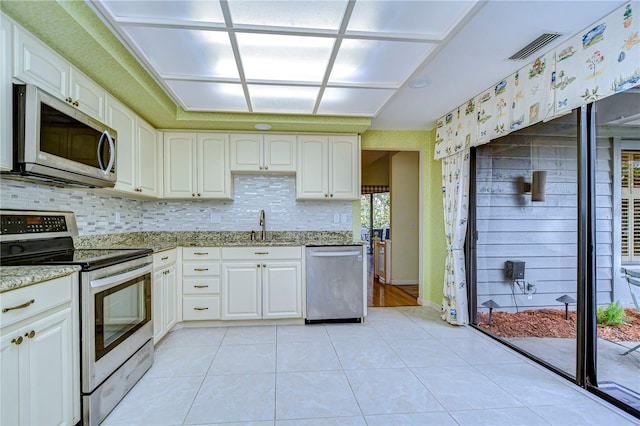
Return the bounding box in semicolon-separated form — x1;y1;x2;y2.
340;213;347;223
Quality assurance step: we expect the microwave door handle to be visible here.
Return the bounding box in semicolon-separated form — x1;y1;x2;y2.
97;130;115;173
104;130;115;174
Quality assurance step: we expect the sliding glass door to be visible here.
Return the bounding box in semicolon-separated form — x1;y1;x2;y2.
470;89;640;416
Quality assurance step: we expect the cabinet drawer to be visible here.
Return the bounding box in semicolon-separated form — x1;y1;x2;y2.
183;296;220;320
153;249;177;269
183;247;220;260
221;246;302;260
183;262;220;276
1;275;73;328
183;277;220;294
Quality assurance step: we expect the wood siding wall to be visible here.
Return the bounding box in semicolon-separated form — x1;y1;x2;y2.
475;134;613;313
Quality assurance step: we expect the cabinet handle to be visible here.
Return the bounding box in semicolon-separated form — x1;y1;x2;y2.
73;100;79;107
193;252;209;256
161;256;169;261
163;270;170;275
2;299;35;313
25;330;36;339
194;268;209;271
193;285;209;288
254;252;269;255
66;97;72;103
11;336;23;345
194;307;209;311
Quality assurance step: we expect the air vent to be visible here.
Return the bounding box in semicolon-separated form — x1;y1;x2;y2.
508;33;562;61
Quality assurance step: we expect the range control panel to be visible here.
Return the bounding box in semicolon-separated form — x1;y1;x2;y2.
1;214;68;235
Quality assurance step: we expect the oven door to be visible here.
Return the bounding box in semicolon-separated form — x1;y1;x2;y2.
82;260;153;393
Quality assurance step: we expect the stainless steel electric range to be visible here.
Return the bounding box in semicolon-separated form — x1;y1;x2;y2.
1;209;154;426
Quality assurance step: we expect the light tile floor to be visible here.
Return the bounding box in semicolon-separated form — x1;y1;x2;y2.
104;306;638;425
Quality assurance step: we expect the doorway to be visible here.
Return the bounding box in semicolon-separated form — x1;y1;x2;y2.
361;150;420;307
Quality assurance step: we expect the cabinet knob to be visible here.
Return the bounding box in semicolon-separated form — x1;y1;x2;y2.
197;193;201;197
262;264;266;267
324;194;328;197
259;166;263;170
257;264;261;268
11;336;23;345
66;97;72;103
73;100;79;107
192;193;195;197
25;330;36;339
330;194;334;197
265;166;268;170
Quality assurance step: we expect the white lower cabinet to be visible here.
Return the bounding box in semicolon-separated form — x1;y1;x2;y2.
182;247;221;320
152;249;179;344
221;247;302;320
0;274;79;426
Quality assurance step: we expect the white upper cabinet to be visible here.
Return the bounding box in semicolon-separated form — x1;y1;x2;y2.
164;132;231;199
106;95;160;197
13;26;106;121
230;133;296;172
1;14;13;171
297;134;360;200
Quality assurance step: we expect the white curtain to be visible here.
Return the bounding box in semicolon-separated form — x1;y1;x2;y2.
441;150;470;325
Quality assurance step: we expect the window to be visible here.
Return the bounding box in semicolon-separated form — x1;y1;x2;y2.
621;150;640;263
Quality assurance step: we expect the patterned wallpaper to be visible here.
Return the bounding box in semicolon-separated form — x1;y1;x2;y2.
0;175;351;235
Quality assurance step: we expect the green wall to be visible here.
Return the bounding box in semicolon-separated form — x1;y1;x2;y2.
360;130;445;307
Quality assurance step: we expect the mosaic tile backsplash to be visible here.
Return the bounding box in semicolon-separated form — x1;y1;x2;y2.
0;175;352;235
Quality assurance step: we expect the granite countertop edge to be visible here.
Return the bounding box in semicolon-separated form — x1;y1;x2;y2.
1;265;82;293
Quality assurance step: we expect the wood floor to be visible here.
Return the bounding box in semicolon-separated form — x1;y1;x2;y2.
367;255;419;307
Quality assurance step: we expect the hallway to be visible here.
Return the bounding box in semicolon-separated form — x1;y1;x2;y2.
367;254;419;307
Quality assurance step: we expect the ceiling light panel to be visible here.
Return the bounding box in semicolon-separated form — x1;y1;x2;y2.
236;33;335;82
227;0;348;30
249;85;319;114
347;0;477;38
330;39;437;86
167;80;248;111
102;0;225;24
121;26;238;79
318;87;395;116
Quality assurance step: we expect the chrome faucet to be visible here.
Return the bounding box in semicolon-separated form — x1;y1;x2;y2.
259;209;266;240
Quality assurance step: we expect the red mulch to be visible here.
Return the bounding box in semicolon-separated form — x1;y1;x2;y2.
477;308;640;341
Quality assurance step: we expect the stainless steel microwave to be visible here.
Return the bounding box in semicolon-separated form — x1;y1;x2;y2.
6;84;117;188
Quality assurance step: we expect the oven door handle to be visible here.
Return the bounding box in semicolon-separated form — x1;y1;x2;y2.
90;263;152;292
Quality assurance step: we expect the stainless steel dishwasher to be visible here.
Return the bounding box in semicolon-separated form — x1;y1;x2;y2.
305;245;365;323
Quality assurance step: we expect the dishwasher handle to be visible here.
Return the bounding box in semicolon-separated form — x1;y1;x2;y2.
310;251;361;257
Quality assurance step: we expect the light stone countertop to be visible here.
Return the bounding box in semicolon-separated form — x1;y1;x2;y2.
0;265;81;293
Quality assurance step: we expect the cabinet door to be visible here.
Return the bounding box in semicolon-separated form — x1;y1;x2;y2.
262;261;302;319
24;308;73;426
13;26;69;100
296;135;329;199
152;269;165;344
164;133;196;198
69;68;105;121
198;133;231;198
137;119;160;196
1;15;13;171
264;134;296;172
329;135;360;200
165;265;178;332
222;263;261;320
230;134;262;171
0;329;21;426
106;95;136;193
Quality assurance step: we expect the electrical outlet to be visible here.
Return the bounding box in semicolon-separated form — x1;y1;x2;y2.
333;214;340;223
340;213;347;223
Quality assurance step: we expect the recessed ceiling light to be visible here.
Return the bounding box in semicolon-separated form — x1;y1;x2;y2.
254;123;272;130
408;78;431;89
